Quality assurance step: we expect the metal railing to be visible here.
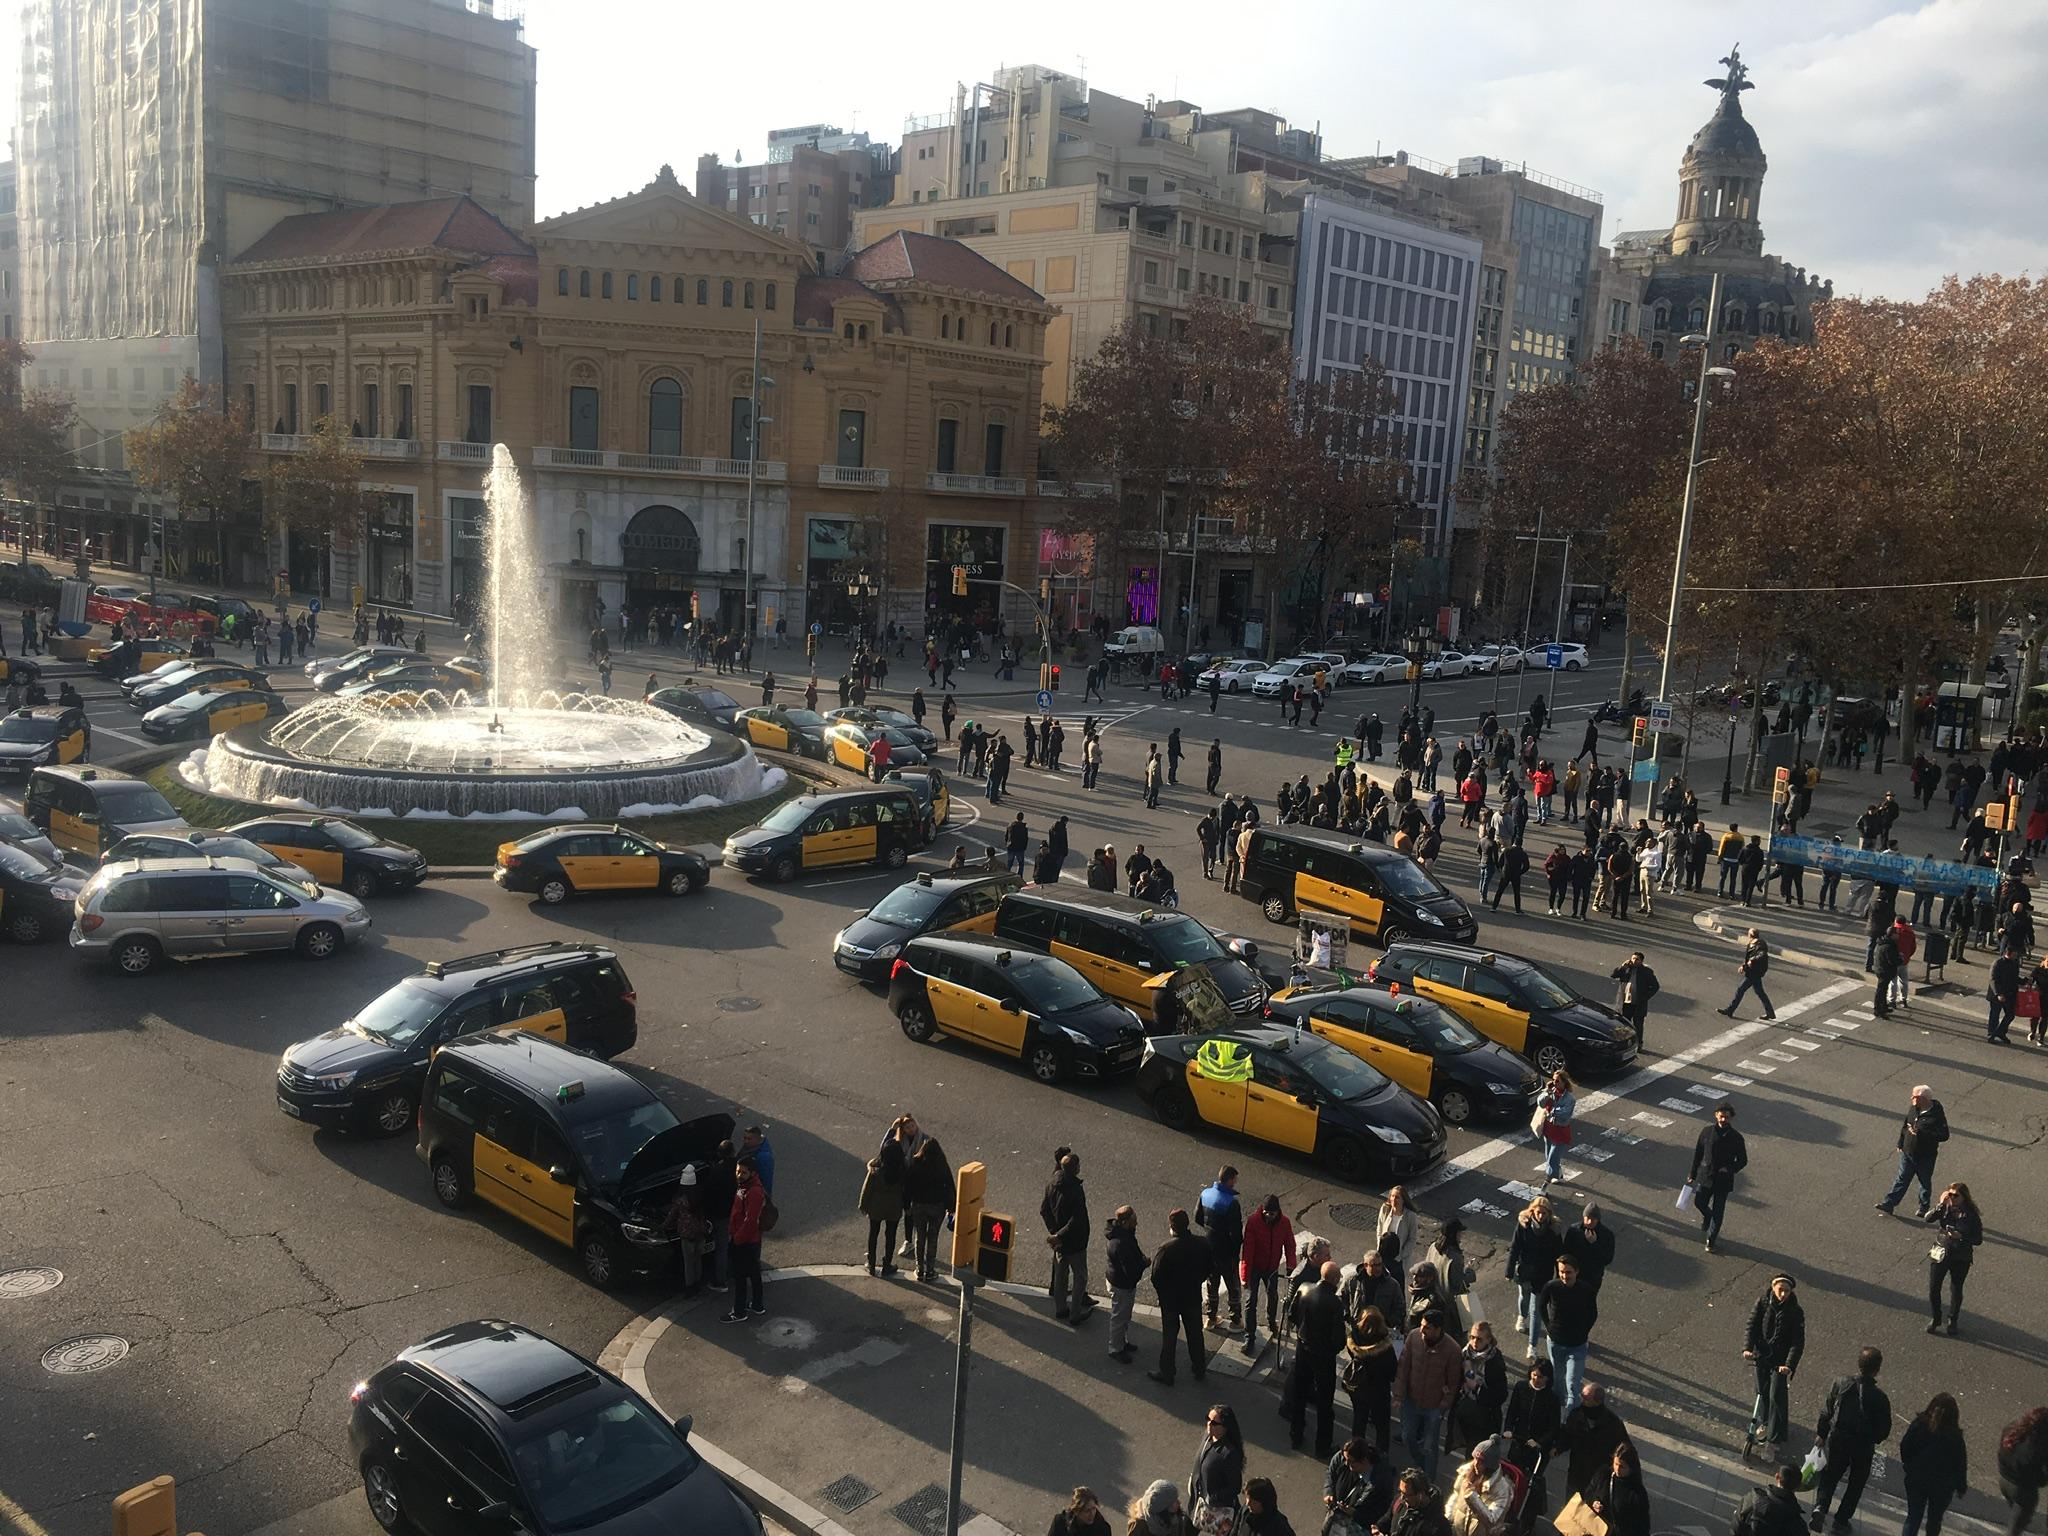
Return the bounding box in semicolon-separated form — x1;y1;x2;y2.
925;472;1026;496
262;434;419;459
437;441;492;463
530;447;786;482
817;465;890;489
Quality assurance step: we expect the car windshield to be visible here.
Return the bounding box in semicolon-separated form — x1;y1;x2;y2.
572;1099;683;1191
1511;964;1578;1009
866;883;945;927
1378;858;1451;901
98;786;178;823
321;821;381;850
699;690;738;710
0;841;59;879
1297;1041;1392;1100
0;716;58;742
1016;959;1101;1013
1146;914;1225;966
160;693;210;713
1394;999;1486;1053
0;812;39;839
349;979;444;1045
757;800;814;834
782;708;825;728
512;1391;698;1531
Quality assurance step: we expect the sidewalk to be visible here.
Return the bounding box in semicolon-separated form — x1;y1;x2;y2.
617;1265;2006;1536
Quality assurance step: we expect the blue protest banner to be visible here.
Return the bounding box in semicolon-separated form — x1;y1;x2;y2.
1770;835;1998;895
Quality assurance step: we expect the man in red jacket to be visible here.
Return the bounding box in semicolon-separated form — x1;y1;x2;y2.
723;1158;768;1323
1239;1193;1296;1356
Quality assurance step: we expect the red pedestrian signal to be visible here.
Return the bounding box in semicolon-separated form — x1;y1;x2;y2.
976;1209;1014;1282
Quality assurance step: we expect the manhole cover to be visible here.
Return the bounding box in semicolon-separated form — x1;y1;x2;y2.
716;996;761;1013
0;1266;63;1299
821;1475;878;1514
1324;1202;1379;1232
42;1335;130;1374
892;1484;971;1536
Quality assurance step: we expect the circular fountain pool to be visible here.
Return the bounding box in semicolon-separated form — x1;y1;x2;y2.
195;691;770;819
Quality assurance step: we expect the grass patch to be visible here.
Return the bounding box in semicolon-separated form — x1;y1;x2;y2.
144;760;805;866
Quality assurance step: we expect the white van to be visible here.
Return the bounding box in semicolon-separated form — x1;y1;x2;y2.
1104;625;1166;659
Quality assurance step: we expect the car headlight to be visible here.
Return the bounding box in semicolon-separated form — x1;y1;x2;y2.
1414;908;1443;925
50;884;79;901
621;1222;663;1244
1059;1025;1095;1044
1486;1081;1518;1094
312;1070;358;1090
1369;1125;1413;1144
871;941;902;961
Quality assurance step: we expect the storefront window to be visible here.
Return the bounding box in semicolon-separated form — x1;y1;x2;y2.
927;524;1005;616
1125;566;1159;626
367;492;414;605
449;497;486;621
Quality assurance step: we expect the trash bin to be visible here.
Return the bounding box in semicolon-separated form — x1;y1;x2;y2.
1922;927;1949;981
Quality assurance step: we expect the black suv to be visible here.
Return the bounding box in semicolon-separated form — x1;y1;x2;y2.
832;869;1020;979
348;1319;761;1535
1368;942;1639;1078
277;943;637;1135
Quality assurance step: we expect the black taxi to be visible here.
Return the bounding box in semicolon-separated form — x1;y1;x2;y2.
882;765;950;838
227;813;428;898
277;942;638;1136
1263;985;1540;1126
1134;1023;1446;1183
25;764;188;860
417;1031;733;1288
140;686;288;743
832;868;1019;979
119;655;206;698
722;785;921;881
887;932;1147;1084
92;636;188;679
494;823;711;904
827;704;938;752
1368;942;1640;1079
1236;824;1478;948
131;660;269;712
823;720;929;776
0;705;90;775
733;704;830;757
0;836;86;943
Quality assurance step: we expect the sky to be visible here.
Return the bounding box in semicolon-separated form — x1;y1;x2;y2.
2;0;2042;299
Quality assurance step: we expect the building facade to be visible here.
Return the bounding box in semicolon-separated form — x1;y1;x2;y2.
694;126;895;273
224;172;1053;634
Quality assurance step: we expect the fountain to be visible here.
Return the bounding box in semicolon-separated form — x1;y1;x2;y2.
189;447;774;819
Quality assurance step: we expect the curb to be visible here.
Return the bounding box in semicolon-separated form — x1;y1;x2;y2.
1691;903;1986;1024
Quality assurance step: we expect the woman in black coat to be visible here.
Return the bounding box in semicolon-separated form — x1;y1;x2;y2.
1900;1394;1968;1536
1999;1408;2048;1536
1585;1442;1651;1536
1925;1182;1985;1336
1502;1359;1563;1531
1505;1196;1564;1351
1190;1404;1244;1524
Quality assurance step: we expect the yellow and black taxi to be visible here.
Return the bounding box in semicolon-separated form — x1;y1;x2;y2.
0;836;86;943
105;827;295;874
307;644;413;690
25;764;187;860
1368;942;1640;1079
989;887;1266;1027
278;942;638;1136
1237;824;1478;948
882;764;951;838
227;812;429;898
824;718;931;775
140;686;289;743
1135;1023;1446;1183
0;705;90;775
1262;984;1541;1126
118;654;205;698
833;868;1021;980
0;654;41;688
888;932;1147;1084
722;785;922;882
131;660;269;712
417;1030;735;1288
494;823;711;904
828;704;939;753
336;658;485;702
92;635;188;679
733;703;831;757
645;684;743;733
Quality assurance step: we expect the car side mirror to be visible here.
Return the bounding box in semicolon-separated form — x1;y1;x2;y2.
999;998;1020;1014
672;1413;695;1440
470;1500;517;1528
1295;1092;1318;1108
547;1164;573;1184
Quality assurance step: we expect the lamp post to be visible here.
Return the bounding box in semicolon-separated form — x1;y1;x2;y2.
1407;624;1442;723
846;568;879;640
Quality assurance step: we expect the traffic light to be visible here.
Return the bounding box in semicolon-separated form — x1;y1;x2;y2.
1631;716;1648;748
1050;664;1060;692
951;1160;987;1270
1039;575;1052;605
975;1210;1014;1282
952;564;968;598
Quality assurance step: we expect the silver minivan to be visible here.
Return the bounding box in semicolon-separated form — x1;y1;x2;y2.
71;855;374;975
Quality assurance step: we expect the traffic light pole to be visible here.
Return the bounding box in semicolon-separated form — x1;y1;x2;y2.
945;1269;981;1536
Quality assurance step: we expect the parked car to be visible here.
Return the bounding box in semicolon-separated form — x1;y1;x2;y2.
1527;640;1589;671
1340;653;1411;686
1472;644;1524;674
1250;658;1319;697
1422;651;1473;679
1104;625;1166;660
644;685;743;733
1196;658;1268;693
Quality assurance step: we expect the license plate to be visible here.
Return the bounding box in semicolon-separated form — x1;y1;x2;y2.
277;1096;303;1118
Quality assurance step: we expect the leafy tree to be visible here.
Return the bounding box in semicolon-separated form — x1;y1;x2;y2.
263;418;380;566
124;377;257;580
0;340;78;537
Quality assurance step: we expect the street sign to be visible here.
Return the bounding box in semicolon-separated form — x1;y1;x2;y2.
1648;699;1674;731
1546;644;1563;670
1036;689;1054;711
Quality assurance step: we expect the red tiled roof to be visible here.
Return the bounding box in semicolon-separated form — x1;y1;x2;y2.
794;275;904;332
231;196;533;265
472;253;539;306
843;231;1048;307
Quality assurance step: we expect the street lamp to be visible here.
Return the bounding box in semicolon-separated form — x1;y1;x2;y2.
845;568;880;640
1406;624;1442;721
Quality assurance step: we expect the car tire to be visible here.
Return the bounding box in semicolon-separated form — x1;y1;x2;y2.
1152;1082;1195;1129
1378;924;1409;950
366;1087;416;1138
1261;893;1291;925
361;1455;414;1535
431;1155;470;1208
685;865;709;893
297;923;342;960
1027;1040;1068;1085
112;935;161;976
666;869;695;896
1324;1134;1373;1184
580;1232;619;1289
538;876;570;905
883;842;910;870
1436;1087;1475;1127
347;869;378;900
1566;660;1582;671
6;909;46;944
1533;1042;1572;1078
899;1001;937;1043
770;853;799;883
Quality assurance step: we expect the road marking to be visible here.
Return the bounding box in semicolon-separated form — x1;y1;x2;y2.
1712;1073;1753;1087
1759;1048;1798;1062
1460;1198;1513;1219
1830;1019;1862;1030
1657;1098;1704;1114
1781;1038;1821;1052
1806;1030;1840;1041
1689;1085;1729;1100
1578;1147;1615;1163
1634;1111;1675;1128
1409;977;1861;1196
1735;1060;1778;1074
90;723;155;749
1501;1179;1544;1200
0;1489;54;1536
1601;1128;1643;1145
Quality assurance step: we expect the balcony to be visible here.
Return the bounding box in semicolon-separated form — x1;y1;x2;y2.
263;433;420;460
530;447;787;482
438;441;493;463
817;465;890;489
926;472;1026;497
1039;479;1115;500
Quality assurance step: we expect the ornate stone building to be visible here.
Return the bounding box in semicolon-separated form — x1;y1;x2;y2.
222;168;1052;631
1612;47;1831;363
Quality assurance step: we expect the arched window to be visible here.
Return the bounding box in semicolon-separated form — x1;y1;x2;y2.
1761;310;1778;334
989;321;999;345
648;378;683;457
765;282;777;311
557;268;569;296
941;315;951;339
673;277;686;304
579;270;591;298
1651;340;1665;360
696;278;708;305
1653;304;1668;330
1004;324;1014;347
743;281;755;309
1787;314;1801;338
721;280;734;307
601;272;614;299
857;323;869;340
1724;342;1739;361
626;274;639;300
1687;305;1704;329
1725;304;1743;331
844;321;855;340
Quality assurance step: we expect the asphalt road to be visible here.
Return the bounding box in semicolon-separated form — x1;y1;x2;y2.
1;650;2036;1535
